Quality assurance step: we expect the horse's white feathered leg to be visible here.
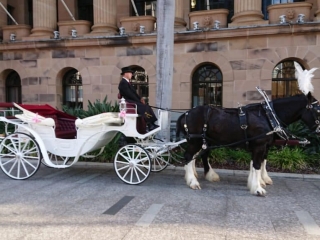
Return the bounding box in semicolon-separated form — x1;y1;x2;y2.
205;162;220;182
192;159;198;178
247;160;253;189
249;168;266;196
261;159;273;185
185;159;201;190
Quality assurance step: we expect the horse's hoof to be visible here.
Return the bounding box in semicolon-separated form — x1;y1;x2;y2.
190;182;201;190
265;179;273;185
256;190;266;197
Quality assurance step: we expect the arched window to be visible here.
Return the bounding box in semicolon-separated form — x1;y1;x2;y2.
6;71;22;103
130;66;149;104
272;60;302;99
63;69;83;108
192;63;222;107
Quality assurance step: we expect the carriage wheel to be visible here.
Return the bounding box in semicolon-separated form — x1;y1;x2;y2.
41;153;75;168
0;133;41;180
114;144;151;185
145;146;170;172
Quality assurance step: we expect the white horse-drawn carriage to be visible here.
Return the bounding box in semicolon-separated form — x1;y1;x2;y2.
0;99;186;184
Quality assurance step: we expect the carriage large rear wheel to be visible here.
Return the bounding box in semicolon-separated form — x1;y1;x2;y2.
114;144;151;185
0;133;41;180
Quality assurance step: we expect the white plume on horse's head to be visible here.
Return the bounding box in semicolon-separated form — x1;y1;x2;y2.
294;62;318;95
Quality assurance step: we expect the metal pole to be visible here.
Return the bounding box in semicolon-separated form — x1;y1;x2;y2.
0;1;18;25
206;0;210;10
130;0;139;16
156;0;175;141
60;0;76;21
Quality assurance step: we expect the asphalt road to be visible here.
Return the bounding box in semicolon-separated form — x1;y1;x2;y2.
0;162;320;240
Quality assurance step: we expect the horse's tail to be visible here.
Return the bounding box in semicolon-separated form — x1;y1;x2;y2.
176;113;186;139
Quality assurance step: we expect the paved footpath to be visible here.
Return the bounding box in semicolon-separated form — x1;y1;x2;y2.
1;162;320;240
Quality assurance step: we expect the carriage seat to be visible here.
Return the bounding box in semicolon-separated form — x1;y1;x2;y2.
75;112;123;128
13;103;77;139
123;102;146;134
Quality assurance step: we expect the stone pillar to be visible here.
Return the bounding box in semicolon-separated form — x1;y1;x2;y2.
175;0;186;31
0;0;7;25
90;0;117;35
29;0;57;38
229;0;268;27
315;0;320;21
0;0;8;37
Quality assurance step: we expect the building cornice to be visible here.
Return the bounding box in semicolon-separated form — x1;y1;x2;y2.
1;22;320;51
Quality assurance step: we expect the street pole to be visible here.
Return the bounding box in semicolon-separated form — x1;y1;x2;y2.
156;0;175;141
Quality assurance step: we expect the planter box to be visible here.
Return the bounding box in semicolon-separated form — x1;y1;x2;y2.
268;2;313;24
57;20;91;37
2;24;31;41
189;9;229;30
119;16;156;34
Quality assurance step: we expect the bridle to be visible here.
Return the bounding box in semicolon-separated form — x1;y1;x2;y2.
306;100;320;133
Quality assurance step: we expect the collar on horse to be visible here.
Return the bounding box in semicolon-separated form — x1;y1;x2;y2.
184;107;212;149
306;100;320;133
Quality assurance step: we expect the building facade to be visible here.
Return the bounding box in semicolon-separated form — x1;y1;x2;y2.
1;0;320;111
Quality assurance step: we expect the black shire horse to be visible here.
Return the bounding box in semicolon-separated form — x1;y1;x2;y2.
176;64;319;196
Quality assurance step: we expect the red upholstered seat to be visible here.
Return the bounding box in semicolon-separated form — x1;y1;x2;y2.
124;102;146;134
19;104;77;139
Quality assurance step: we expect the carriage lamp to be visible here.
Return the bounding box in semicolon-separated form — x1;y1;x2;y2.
297;14;305;24
120;97;126;112
279;15;286;24
213;20;220;30
9;33;16;41
119;27;126;36
193;22;199;31
139;25;145;34
53;31;60;39
71;29;77;38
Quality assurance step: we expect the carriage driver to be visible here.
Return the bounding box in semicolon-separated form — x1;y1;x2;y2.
118;66;159;131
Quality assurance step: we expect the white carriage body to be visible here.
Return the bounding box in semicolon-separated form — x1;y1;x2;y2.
0;100;187;183
0;101;169;168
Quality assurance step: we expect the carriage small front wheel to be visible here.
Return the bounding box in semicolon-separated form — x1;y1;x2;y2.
114;144;151;185
0;132;41;180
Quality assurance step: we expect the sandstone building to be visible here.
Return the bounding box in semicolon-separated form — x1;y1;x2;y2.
1;0;320;112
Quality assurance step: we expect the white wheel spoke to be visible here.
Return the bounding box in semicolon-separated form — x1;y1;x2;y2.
133;167;141;182
135;165;148;177
130;167;134;183
117;164;130;171
122;167;131;179
20;159;30;176
8;159;18;174
21;158;37;170
2;157;16;166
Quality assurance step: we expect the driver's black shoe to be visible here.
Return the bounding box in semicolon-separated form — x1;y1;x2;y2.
148;123;159;131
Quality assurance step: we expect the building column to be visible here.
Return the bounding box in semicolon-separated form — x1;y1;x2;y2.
90;0;117;35
315;0;320;21
0;0;8;36
175;0;186;31
229;0;267;27
29;0;57;38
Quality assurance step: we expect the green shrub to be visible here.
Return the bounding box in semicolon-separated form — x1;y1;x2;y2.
209;148;229;165
267;146;307;171
287;120;320;154
209;148;251;167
